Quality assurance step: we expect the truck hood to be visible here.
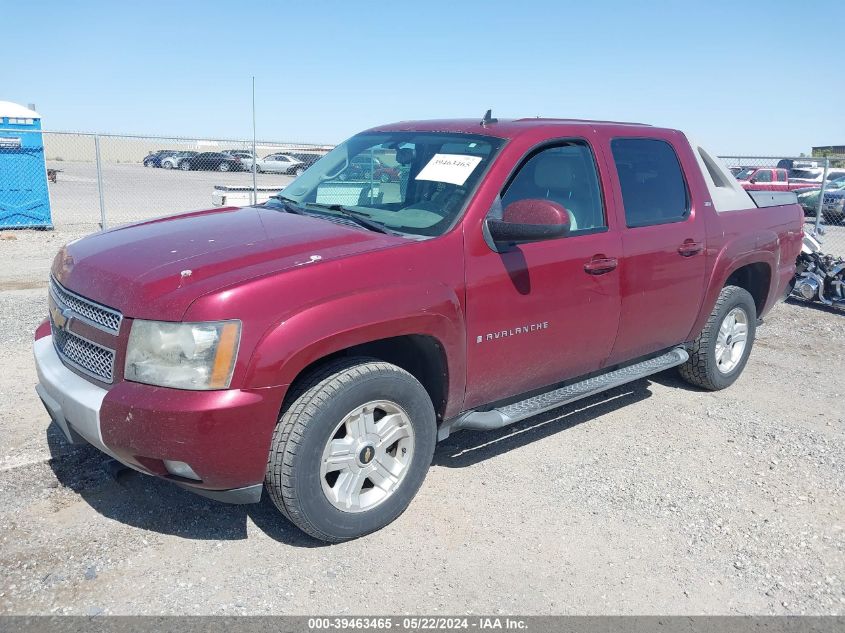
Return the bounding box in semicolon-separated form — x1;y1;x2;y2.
52;206;406;320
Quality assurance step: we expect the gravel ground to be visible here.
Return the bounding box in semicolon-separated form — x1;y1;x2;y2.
0;228;843;615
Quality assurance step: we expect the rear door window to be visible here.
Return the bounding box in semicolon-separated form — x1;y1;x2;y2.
610;138;690;227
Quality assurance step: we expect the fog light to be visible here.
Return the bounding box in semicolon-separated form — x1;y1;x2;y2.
163;460;201;481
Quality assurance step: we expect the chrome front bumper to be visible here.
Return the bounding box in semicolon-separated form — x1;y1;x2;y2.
34;334;263;504
34;335;120;458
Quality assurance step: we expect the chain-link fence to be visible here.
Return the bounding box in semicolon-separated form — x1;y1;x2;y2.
718;155;845;257
3;127;844;259
0;129;332;231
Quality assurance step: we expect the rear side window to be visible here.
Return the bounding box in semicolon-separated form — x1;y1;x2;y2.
611;138;689;227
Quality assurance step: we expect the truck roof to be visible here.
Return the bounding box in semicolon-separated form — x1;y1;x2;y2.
369;117;657;139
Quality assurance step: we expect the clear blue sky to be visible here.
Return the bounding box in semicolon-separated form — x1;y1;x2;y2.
4;0;843;155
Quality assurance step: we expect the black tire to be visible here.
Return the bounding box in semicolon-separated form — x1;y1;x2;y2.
265;357;436;542
162;161;173;170
380;173;390;183
180;161;190;171
295;167;305;176
678;285;757;391
219;162;231;172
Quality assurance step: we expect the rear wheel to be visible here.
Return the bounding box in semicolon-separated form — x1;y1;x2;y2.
265;358;436;542
163;161;173;170
180;161;190;171
219;162;231;172
678;285;757;390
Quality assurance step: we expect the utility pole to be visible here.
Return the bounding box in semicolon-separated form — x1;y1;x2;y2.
252;76;258;205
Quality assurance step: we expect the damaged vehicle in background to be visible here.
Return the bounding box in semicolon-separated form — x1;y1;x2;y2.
795;176;845;216
34;115;802;542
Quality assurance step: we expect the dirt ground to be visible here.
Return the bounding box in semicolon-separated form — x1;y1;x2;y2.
0;227;843;615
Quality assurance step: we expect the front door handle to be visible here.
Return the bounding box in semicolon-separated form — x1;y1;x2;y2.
678;240;704;257
584;256;618;275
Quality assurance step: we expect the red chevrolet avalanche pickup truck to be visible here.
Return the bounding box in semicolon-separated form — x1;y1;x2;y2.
34;117;803;542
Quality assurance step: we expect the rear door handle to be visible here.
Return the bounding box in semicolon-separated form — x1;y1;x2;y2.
584;256;618;275
678;240;704;257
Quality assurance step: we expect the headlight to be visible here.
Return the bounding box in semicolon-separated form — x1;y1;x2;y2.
125;320;241;390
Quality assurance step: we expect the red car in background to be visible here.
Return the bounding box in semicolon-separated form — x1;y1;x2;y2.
734;167;814;192
341;155;401;182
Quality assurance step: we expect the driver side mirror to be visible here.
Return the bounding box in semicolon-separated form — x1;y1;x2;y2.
485;199;570;252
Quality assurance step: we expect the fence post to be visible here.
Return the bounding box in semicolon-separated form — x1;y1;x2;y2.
94;134;107;230
814;158;829;232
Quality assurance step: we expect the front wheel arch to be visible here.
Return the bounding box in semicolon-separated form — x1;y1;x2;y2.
282;334;450;425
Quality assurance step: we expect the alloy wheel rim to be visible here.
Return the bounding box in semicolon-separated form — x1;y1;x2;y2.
715;306;749;374
320;400;415;513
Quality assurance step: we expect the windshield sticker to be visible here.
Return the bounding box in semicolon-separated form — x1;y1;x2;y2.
415;154;483;186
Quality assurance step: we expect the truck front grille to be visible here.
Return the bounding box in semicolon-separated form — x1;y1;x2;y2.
51;322;116;383
49;277;123;334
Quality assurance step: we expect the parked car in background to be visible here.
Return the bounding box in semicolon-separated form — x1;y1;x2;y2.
143;150;178;168
251;153;302;174
223;150;256;162
339;155;400;182
161;151;198;170
286;152;325;175
788;167;845;184
795;176;845;215
822;188;845;223
735;167;819;192
179;152;243;172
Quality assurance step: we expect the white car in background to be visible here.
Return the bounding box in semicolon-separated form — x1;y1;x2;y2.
160;151;198;170
789;167;845;184
250;153;303;175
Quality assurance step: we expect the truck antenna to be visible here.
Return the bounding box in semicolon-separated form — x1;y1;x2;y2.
480;109;497;127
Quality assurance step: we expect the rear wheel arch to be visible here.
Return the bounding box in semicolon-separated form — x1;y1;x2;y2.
724;261;771;317
689;251;775;340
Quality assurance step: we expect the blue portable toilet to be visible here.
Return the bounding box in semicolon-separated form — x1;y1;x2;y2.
0;101;52;228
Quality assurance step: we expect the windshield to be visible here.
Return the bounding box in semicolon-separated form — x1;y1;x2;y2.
270;131;504;238
734;168;755;180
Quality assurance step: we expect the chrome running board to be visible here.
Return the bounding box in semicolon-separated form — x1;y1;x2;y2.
438;347;689;441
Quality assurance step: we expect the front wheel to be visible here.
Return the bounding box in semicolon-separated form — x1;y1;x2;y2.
163;161;173;170
218;162;231;172
265;358;436;542
179;161;190;171
678;285;757;390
